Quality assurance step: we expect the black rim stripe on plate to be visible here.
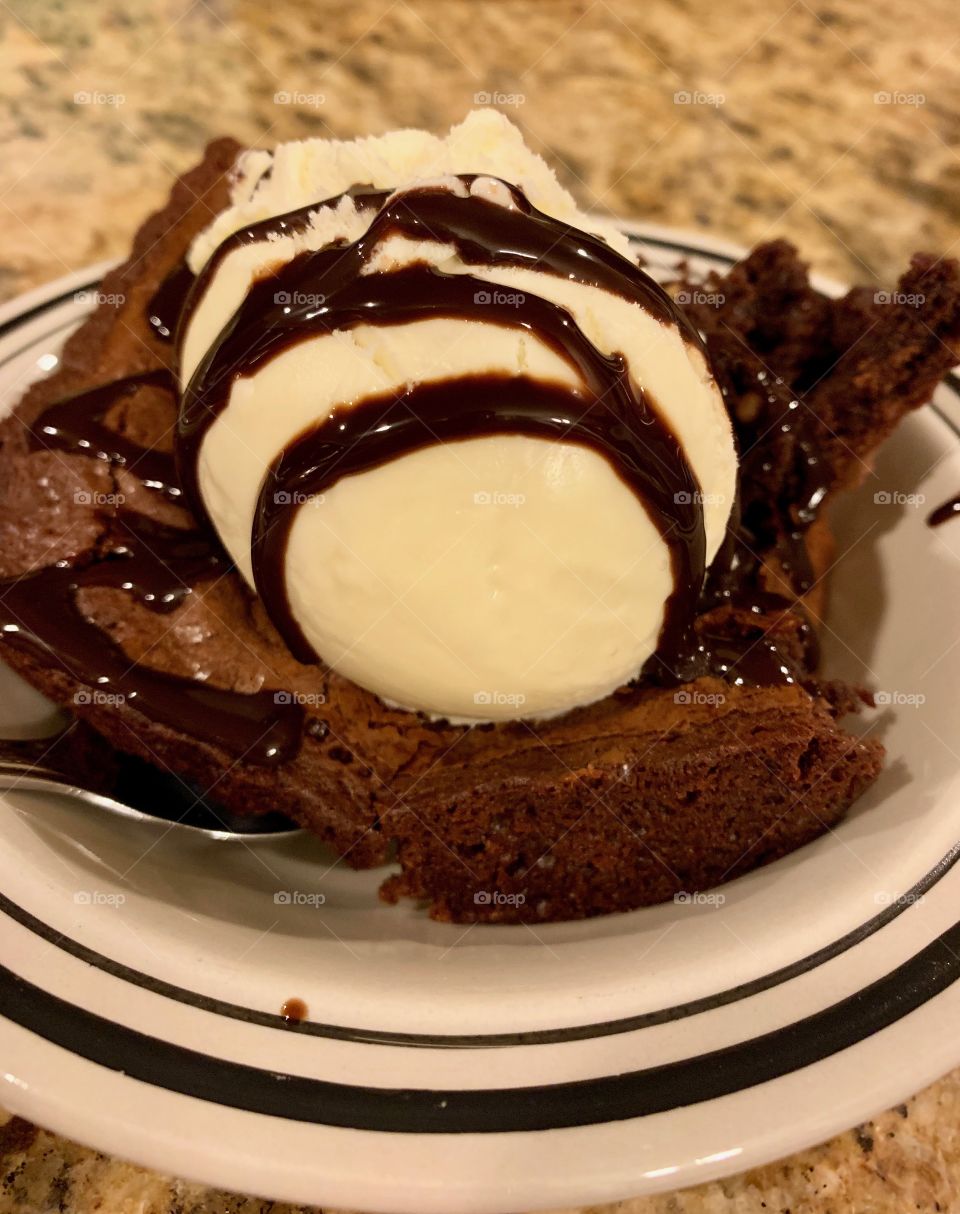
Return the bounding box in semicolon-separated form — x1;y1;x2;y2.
0;258;959;1053
3;915;960;1132
0;286;91;344
3;842;960;1048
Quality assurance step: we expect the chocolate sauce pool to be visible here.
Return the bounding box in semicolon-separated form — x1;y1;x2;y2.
0;372;303;764
181;181;706;670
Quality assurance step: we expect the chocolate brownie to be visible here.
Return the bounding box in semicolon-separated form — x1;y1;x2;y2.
1;142;957;922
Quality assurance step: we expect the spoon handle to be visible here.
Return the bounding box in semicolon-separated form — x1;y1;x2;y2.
0;733;301;838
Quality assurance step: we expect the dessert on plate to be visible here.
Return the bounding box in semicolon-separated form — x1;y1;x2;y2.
1;111;958;922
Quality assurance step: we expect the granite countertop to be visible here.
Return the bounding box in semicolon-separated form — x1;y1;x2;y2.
1;0;959;1210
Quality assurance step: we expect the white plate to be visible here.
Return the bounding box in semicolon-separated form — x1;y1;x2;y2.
1;228;960;1213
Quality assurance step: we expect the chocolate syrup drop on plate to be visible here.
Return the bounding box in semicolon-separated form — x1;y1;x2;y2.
280;997;308;1023
181;182;705;671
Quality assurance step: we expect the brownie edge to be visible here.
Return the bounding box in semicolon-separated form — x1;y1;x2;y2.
381;682;883;922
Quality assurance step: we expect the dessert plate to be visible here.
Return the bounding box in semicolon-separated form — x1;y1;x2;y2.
1;227;960;1214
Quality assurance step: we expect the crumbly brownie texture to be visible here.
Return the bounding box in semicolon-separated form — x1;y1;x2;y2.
1;144;958;922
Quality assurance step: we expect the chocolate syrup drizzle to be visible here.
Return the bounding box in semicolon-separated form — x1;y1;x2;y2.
147;260;195;343
928;493;960;527
33;370;181;499
185;184;392;323
0;372;304;764
671;348;829;687
180;181;705;671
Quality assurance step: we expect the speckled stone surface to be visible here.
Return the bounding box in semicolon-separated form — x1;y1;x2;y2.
3;1079;960;1214
2;0;960;1211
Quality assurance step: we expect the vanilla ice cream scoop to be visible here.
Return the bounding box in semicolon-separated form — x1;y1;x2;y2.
177;112;736;722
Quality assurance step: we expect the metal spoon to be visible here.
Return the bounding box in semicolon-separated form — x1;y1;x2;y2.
0;734;301;840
